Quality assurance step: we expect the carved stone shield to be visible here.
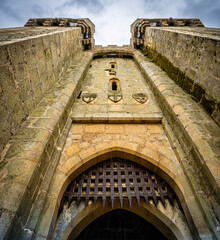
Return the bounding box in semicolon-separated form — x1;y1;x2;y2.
108;93;122;103
82;93;97;103
132;93;148;104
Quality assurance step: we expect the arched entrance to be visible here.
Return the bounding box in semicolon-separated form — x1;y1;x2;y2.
73;209;168;240
59;158;177;210
53;157;192;240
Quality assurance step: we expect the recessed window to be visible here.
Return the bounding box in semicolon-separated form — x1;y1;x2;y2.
84;32;89;39
109;62;116;69
112;82;117;91
107;53;118;58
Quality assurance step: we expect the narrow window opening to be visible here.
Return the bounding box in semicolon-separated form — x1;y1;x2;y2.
77;91;82;99
84;32;89;39
107;53;118;58
123;55;133;59
150;22;157;27
69;22;77;27
111;64;115;68
84;44;90;50
112;82;117;91
93;55;103;59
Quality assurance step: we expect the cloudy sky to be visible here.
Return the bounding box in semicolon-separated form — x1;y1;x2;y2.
0;0;219;46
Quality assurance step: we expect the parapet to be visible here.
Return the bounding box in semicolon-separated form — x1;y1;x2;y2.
130;18;220;126
25;18;95;50
131;18;204;48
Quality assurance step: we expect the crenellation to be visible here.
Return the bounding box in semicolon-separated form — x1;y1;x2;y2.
132;26;220;126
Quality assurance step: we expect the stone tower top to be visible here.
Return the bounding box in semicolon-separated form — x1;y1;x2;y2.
25;18;95;49
131;18;204;48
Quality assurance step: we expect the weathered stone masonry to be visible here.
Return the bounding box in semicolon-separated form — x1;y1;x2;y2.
0;27;83;152
0;23;94;239
131;22;220;125
0;18;219;240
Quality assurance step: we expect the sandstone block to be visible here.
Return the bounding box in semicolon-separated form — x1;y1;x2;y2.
147;124;164;134
105;124;124;134
85;124;105;133
65;144;80;158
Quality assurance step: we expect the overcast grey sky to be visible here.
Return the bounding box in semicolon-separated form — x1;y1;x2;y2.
0;0;219;45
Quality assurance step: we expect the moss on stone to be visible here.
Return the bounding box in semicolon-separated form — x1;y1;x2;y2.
30;106;47;118
192;84;205;102
0;160;8;172
182;76;193;94
141;46;218;124
201;95;215;115
44;48;52;60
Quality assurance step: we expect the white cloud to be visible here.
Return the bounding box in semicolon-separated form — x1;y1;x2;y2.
0;0;219;45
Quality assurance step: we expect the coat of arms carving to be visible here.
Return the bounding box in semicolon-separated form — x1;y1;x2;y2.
108;93;122;103
82;93;97;103
132;93;148;104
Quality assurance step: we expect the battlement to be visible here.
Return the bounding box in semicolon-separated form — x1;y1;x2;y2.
131;18;204;48
25;18;95;50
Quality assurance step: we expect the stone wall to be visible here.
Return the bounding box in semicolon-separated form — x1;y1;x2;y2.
0;49;93;239
134;49;220;239
0;28;92;239
53;122;193;240
143;27;220;125
0;45;219;240
72;57;163;120
0;27;83;152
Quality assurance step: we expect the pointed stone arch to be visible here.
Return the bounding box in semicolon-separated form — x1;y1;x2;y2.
53;156;191;240
56;144;184;199
36;143;202;240
54;197;190;240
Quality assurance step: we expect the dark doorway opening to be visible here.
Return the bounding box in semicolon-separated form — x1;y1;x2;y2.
74;209;168;240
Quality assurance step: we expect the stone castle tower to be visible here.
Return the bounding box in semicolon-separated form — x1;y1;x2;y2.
0;18;219;240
